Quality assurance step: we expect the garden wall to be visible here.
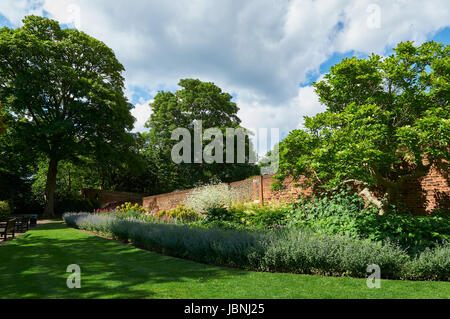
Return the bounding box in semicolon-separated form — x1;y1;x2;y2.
142;165;449;214
142;175;313;212
398;165;449;214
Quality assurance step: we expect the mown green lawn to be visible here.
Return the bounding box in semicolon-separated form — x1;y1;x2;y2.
0;222;448;299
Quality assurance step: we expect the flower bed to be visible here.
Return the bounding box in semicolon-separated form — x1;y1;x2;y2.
63;212;449;281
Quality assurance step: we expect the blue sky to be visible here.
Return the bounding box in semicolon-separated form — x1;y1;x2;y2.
306;27;450;85
0;14;13;28
1;0;449;153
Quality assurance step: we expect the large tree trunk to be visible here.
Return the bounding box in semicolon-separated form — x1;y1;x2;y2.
43;157;59;218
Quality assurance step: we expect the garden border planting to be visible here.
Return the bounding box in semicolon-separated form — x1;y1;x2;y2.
63;212;449;281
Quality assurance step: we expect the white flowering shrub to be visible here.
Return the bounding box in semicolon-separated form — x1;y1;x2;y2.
184;182;241;213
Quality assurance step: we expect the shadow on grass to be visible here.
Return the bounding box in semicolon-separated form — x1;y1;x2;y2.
0;222;248;299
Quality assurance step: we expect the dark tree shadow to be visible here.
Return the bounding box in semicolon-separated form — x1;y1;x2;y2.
434;165;450;212
398;178;429;215
0;223;249;299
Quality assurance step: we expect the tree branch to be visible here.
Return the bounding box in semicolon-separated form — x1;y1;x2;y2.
359;188;385;215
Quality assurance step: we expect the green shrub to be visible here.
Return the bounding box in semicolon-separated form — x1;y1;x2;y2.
194;219;251;230
201;203;291;229
63;212;448;281
0;201;11;221
288;189;378;236
119;210;143;219
257;230;407;278
403;243;450;281
204;207;242;223
161;205;199;222
289;189;450;251
356;212;449;253
239;203;290;228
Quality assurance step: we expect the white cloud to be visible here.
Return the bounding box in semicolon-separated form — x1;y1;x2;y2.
0;0;43;25
130;99;153;133
237;84;326;154
334;0;450;53
1;0;449;138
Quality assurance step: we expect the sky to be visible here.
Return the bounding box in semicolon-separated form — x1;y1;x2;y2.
0;0;449;154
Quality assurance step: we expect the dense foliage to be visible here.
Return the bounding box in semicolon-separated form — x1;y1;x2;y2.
201;203;290;230
0;101;41;213
288;190;450;252
276;41;450;213
63;212;449;281
0;16;136;216
156;205;199;222
0;200;11;221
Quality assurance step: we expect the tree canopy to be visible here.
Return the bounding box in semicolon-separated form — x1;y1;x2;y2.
145;79;259;191
276;41;449;213
0;16;136;216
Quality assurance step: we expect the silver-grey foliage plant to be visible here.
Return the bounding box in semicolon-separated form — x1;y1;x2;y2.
62;213;449;281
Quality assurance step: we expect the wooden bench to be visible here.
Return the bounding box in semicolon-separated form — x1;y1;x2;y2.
29;215;38;227
0;219;16;241
15;216;30;233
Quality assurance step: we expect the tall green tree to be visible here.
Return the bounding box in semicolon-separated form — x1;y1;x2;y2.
146;79;259;191
0;100;40;212
277;41;449;213
0;16;135;216
0;102;5;134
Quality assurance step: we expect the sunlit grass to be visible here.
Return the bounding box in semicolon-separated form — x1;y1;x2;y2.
0;222;448;299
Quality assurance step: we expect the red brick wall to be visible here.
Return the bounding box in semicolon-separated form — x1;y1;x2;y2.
229;178;260;203
143;189;190;211
142;177;261;212
262;175;313;204
399;165;449;214
141;168;449;214
82;189;143;208
141;176;312;212
261;166;448;214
